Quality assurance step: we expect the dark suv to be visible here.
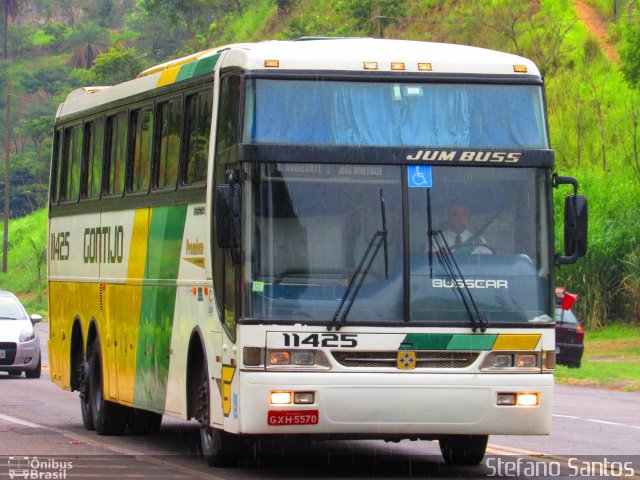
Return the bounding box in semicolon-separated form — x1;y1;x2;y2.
555;288;585;368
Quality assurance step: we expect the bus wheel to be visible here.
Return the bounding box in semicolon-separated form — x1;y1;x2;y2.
79;360;94;430
439;435;488;466
128;409;162;435
89;337;126;435
197;368;238;467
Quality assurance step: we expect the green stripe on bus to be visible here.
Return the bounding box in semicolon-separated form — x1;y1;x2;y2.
400;334;452;350
193;54;220;77
446;334;497;351
134;205;188;410
176;54;220;83
399;333;498;351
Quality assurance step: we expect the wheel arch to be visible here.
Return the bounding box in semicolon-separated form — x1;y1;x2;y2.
69;316;84;391
186;327;207;420
86;318;99;360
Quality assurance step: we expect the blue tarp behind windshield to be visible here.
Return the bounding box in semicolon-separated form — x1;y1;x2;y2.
245;80;548;149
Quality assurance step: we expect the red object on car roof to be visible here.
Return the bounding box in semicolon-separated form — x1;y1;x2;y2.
555;287;579;311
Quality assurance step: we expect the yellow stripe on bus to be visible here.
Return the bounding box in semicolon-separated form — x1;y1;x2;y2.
492;334;541;351
118;208;151;404
156;65;182;88
127;209;151;282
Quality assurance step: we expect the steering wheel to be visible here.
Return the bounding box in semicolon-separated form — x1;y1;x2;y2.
450;241;496;254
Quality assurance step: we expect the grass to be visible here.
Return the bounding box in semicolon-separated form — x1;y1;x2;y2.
555;324;640;391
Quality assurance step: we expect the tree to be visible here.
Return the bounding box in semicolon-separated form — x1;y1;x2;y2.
523;14;574;79
124;4;189;61
19;66;69;98
18;116;53;154
626;92;640;184
585;73;610;172
336;0;407;38
91;46;148;85
621;22;640;88
142;0;218;37
7;24;35;60
66;22;110;69
476;0;535;56
42;22;68;53
276;0;296;17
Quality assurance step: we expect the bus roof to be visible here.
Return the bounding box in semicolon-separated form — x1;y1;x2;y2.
57;38;541;120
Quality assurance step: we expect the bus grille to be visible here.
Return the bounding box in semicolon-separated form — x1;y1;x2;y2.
331;351;479;369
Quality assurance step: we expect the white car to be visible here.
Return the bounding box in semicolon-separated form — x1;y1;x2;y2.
0;291;42;378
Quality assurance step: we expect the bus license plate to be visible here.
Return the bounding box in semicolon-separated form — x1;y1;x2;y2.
0;350;5;359
268;410;319;426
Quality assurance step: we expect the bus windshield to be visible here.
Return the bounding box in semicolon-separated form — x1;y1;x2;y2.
244;79;549;149
245;163;551;326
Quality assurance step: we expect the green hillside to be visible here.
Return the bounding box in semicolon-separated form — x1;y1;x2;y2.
0;0;638;327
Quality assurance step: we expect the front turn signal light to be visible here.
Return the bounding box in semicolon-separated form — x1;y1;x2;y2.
516;392;539;407
270;391;292;405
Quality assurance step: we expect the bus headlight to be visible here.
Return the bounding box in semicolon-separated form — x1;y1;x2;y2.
480;352;541;372
243;348;331;370
267;349;331;370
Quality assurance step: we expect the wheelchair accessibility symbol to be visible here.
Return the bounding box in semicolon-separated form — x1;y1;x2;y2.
407;165;432;188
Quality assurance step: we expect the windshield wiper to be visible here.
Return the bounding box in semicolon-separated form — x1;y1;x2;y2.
328;189;389;331
430;231;486;333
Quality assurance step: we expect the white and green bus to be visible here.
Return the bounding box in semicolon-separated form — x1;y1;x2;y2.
48;38;587;467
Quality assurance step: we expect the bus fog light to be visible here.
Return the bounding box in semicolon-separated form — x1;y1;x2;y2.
497;393;516;405
516;354;537;368
516;392;539;407
292;351;315;365
293;392;314;404
243;347;264;366
269;351;290;365
270;391;292;404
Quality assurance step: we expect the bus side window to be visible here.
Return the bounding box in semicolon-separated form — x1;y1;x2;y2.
183;90;212;185
128;108;153;193
50;129;62;205
105;112;127;196
61;125;82;203
153;98;181;190
81;120;104;200
216;75;240;160
89;118;104;198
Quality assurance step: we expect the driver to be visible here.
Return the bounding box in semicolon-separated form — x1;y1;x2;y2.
439;203;492;254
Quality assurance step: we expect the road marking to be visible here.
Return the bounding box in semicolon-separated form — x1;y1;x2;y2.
487;443;546;456
0;413;44;429
0;412;226;480
554;413;640;430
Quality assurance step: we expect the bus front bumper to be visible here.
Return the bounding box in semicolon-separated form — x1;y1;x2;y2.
237;372;553;436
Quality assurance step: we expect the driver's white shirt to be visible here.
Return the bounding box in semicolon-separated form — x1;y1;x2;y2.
442;229;476;247
438;229;492;254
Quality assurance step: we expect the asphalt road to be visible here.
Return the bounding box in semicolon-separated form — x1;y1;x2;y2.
0;323;638;479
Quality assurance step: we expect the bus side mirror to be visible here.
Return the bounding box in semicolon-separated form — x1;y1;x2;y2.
215;184;240;249
564;195;588;258
554;175;588;266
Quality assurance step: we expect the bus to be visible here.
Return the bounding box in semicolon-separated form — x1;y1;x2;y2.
48;38;587;467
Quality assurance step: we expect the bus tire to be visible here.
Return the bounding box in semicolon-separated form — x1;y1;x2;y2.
89;337;126;435
79;360;94;430
128;409;162;435
439;434;488;466
197;367;238;467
